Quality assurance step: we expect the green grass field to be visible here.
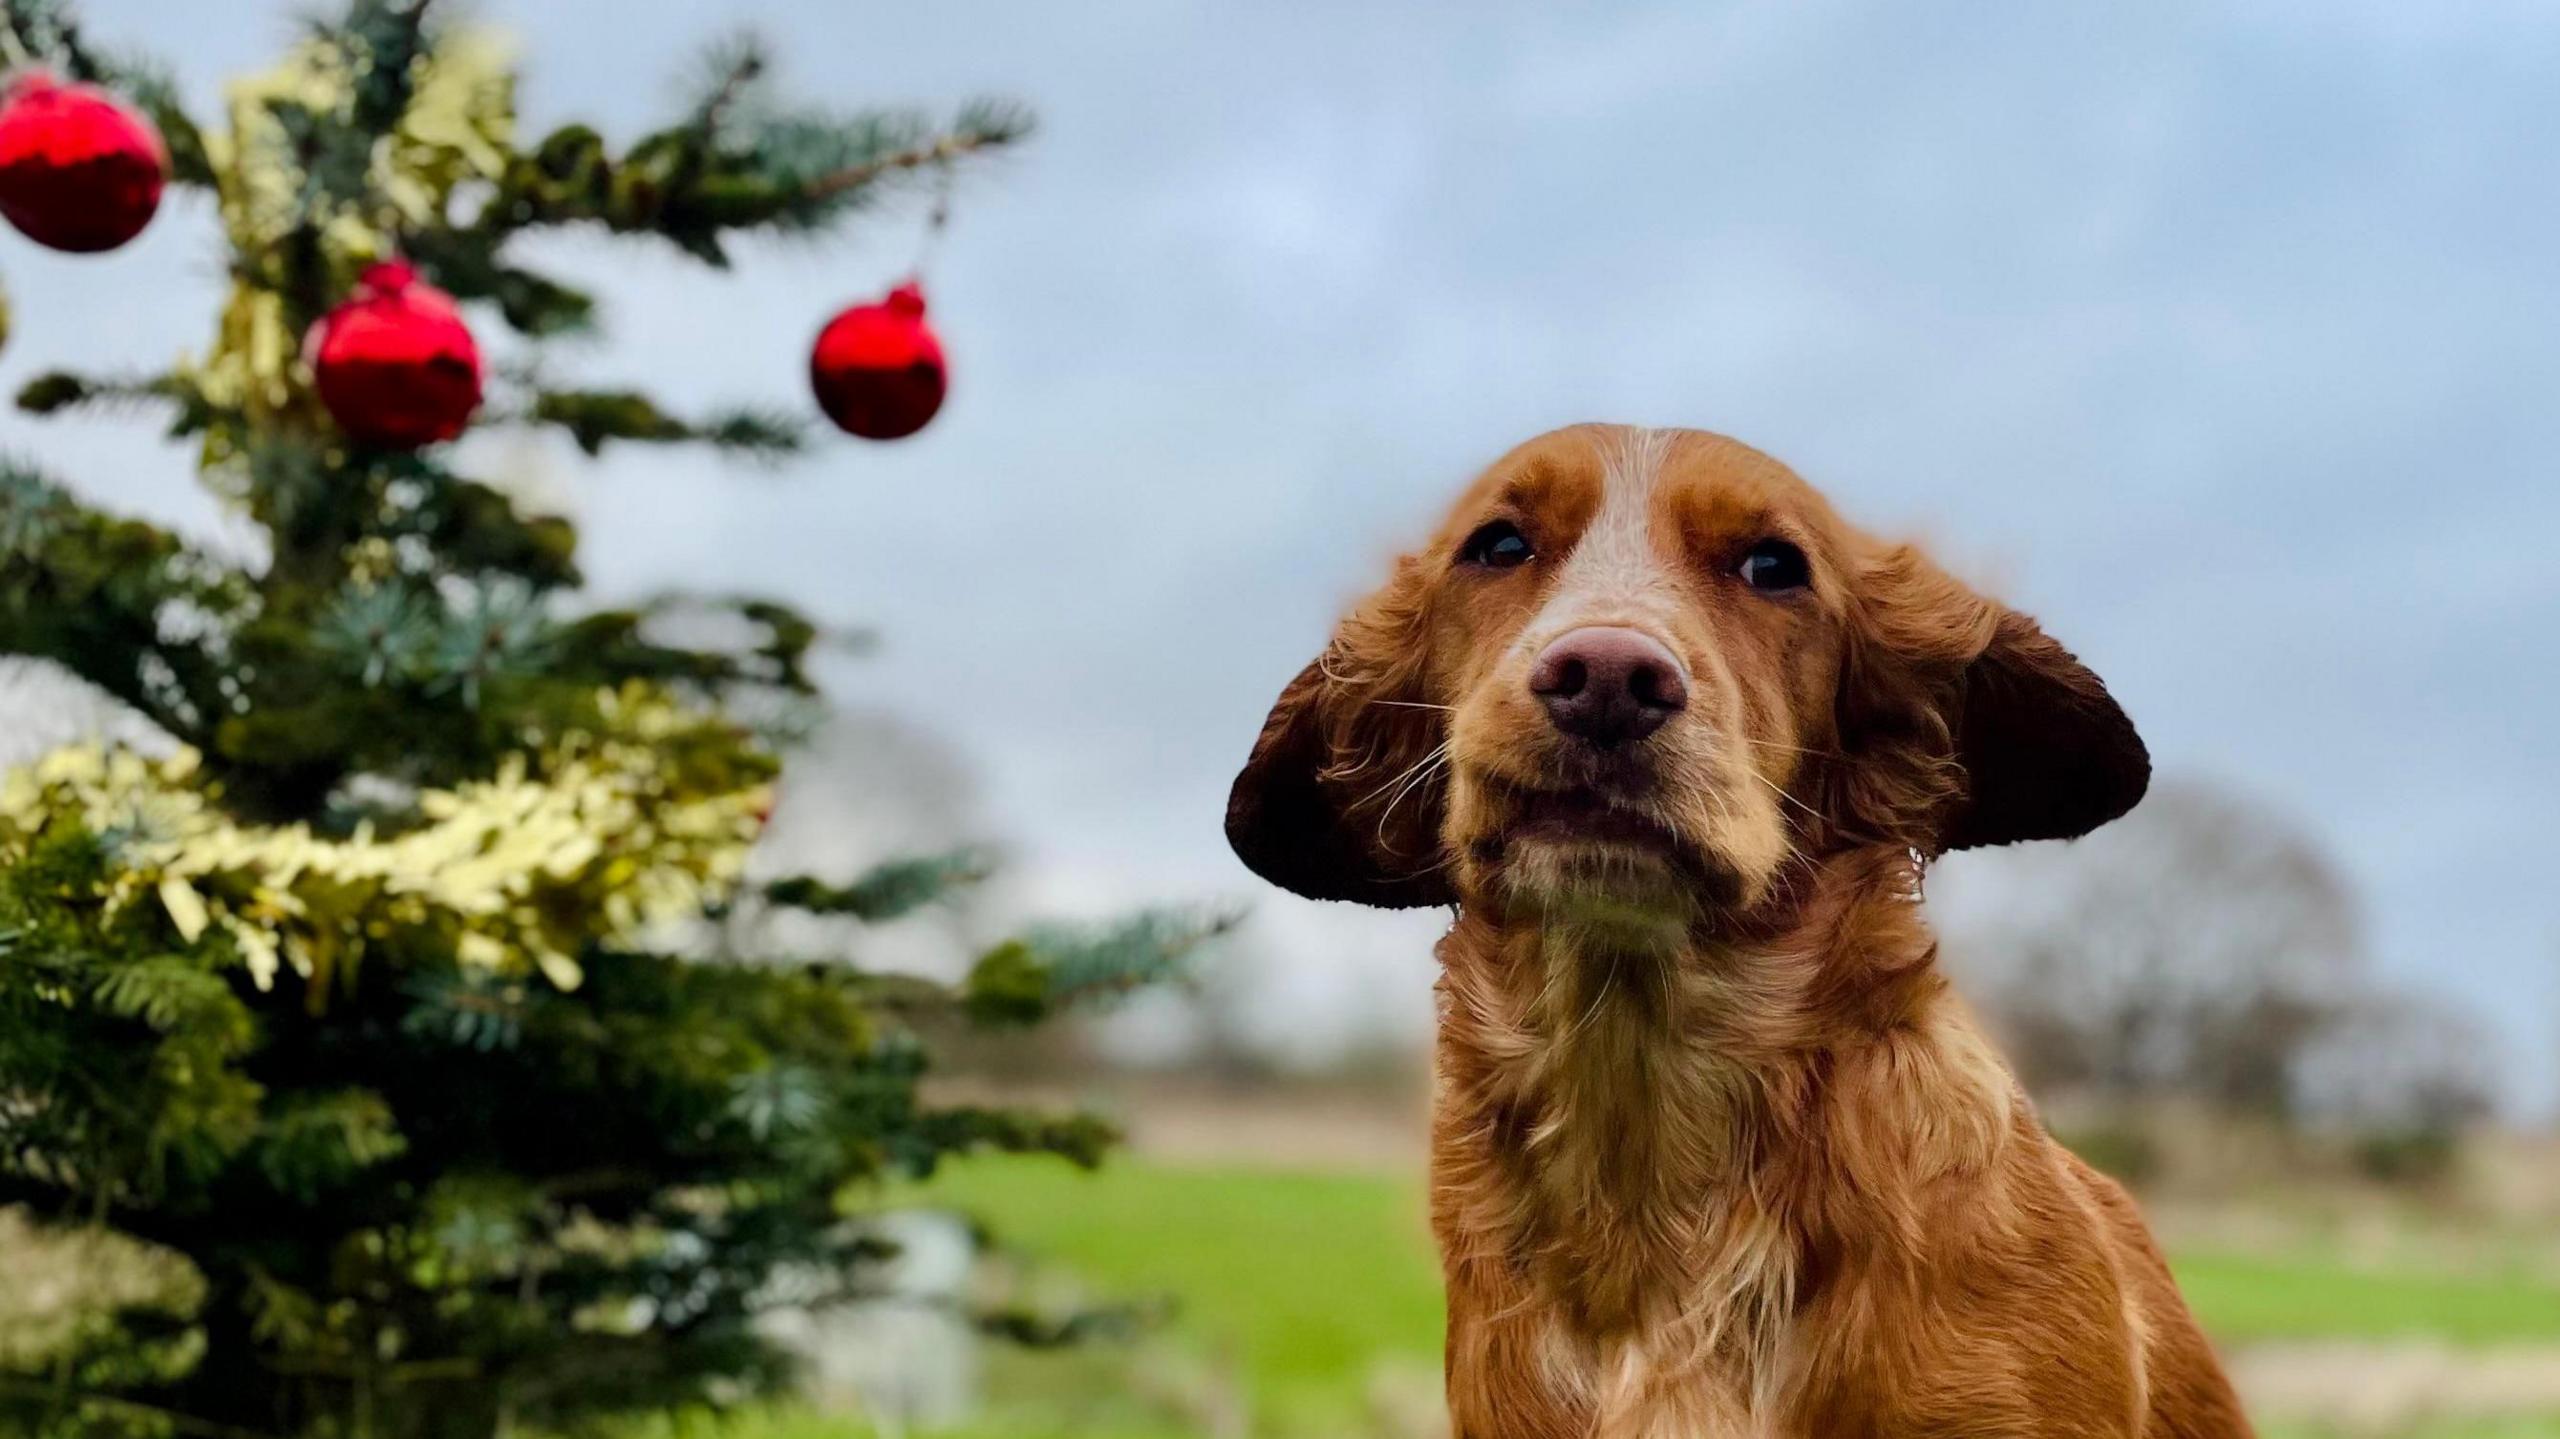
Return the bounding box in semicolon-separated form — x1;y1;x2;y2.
2177;1249;2560;1346
663;1155;2560;1439
919;1159;1444;1426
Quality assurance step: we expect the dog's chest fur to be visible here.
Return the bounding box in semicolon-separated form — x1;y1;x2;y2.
1425;864;2045;1438
1432;915;1810;1436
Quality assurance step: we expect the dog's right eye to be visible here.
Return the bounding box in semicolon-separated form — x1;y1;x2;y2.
1459;520;1534;569
1737;538;1811;592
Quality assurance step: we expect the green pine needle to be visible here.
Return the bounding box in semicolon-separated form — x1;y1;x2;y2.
527;390;810;458
765;849;995;923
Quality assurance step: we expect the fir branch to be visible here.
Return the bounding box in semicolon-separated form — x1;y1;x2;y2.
802;101;1035;202
555;611;768;696
91;958;251;1050
681;29;769;140
736;597;823;682
230;436;365;580
485;267;598;338
831;969;964;1016
974;1296;1164;1348
87;47;215;187
764;849;994;923
253;1089;409;1202
695;407;809;460
480;98;1032;259
401;237;599;338
17;369;215;435
560;594;831;697
964;909;1237;1026
16;369;168;413
523;389;810;460
324;0;440;137
399;474;581;590
0;0;91;75
0;458;69;555
726;1063;825;1141
400;969;532;1052
0;457;245;742
313;580;438;687
425;579;556;709
910;1104;1119;1171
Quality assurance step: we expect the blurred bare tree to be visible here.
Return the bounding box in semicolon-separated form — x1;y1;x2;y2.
1941;777;2494;1130
2292;994;2497;1134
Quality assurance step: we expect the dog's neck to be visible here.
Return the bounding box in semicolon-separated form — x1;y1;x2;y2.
1435;844;2006;1346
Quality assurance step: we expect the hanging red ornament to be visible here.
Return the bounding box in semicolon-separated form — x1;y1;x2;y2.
309;260;484;448
810;281;946;440
0;72;167;254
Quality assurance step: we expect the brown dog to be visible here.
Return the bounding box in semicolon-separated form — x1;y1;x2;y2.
1227;426;2251;1437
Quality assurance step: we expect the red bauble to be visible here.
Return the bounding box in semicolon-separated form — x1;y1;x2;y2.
0;72;167;254
810;281;946;440
309;261;484;448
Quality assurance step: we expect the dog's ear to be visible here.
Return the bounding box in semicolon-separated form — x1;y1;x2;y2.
1942;609;2150;850
1227;575;1455;908
1836;544;2147;853
1226;655;1456;908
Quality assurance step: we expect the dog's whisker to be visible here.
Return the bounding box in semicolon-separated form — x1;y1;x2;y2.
1745;770;1823;825
1369;744;1453;844
1380;852;1455;883
1359;741;1450;809
1381;755;1451;832
1730;735;1835;760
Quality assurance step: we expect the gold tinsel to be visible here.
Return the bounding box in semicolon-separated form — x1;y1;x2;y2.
0;688;769;995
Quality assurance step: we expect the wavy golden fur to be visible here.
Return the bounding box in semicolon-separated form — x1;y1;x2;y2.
1228;426;2249;1437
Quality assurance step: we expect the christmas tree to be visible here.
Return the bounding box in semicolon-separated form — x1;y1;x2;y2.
0;3;1209;1435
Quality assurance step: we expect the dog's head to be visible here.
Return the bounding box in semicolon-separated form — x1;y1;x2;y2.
1227;425;2146;937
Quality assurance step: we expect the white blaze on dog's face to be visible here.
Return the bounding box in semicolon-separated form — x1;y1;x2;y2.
1225;422;2150;937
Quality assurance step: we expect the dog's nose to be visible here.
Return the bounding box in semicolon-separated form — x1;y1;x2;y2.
1529;627;1688;747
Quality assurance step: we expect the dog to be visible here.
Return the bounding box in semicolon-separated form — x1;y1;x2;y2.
1226;425;2251;1438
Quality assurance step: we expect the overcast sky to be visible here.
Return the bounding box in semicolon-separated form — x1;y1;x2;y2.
9;1;2558;1105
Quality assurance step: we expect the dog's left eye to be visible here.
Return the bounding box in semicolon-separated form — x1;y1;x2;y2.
1459;520;1535;569
1737;538;1811;592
